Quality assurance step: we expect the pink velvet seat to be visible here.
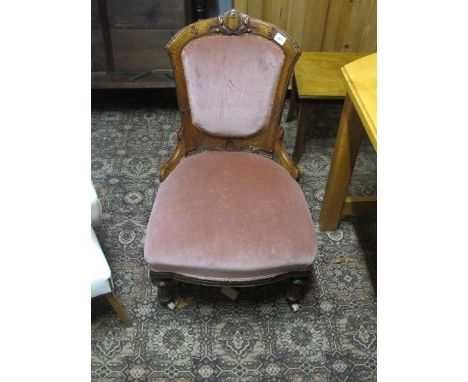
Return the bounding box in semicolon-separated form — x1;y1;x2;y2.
144;151;317;282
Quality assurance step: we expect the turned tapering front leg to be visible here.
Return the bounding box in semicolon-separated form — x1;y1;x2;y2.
156;280;174;304
150;272;174;304
286;277;310;303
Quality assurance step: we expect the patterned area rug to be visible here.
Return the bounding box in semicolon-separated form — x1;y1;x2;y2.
91;89;377;382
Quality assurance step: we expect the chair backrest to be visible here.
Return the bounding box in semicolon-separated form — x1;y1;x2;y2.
166;9;300;154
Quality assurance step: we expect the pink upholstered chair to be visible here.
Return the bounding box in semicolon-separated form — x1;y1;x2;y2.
144;9;317;305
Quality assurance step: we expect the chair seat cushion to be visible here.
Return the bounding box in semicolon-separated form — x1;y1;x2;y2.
144;152;317;282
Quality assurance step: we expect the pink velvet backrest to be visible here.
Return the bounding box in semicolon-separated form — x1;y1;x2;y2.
164;9;300;156
181;35;285;138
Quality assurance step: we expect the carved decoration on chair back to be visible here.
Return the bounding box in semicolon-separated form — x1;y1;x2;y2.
216;9;251;35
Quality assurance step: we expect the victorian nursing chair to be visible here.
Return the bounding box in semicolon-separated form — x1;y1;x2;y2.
144;9;317;305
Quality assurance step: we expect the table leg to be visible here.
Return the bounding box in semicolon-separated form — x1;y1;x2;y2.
293;100;313;163
286;75;298;122
319;95;364;231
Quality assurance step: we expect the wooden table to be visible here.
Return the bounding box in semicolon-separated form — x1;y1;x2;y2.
319;53;377;231
287;52;369;162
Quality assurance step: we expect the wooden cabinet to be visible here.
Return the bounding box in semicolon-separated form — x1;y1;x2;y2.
92;0;191;89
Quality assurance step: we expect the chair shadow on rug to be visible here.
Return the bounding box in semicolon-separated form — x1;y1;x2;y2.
144;9;318;306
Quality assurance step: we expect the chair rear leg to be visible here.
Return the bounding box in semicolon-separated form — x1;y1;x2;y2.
105;292;132;327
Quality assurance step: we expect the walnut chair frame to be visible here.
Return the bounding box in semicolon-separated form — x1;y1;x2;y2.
150;9;311;305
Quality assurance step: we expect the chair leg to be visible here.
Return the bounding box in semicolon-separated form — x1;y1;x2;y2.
150;272;174;304
105;292;132;327
286;277;309;304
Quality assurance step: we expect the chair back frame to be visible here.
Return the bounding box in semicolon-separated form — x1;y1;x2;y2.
160;9;302;181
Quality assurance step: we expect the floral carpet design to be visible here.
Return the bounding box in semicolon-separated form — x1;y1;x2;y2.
91;90;377;381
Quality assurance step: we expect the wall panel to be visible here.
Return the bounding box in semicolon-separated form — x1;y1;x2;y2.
322;0;376;52
233;0;376;52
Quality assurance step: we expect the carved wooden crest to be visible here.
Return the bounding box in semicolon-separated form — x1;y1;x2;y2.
216;9;251;35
